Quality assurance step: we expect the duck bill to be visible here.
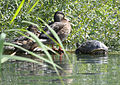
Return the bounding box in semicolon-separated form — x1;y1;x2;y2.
64;17;70;22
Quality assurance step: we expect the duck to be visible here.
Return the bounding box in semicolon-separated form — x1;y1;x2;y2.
13;11;72;57
39;11;72;56
13;25;40;51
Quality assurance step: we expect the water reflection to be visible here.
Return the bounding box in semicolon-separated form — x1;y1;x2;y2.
73;54;120;85
76;54;108;64
44;55;73;84
1;54;73;85
1;53;120;85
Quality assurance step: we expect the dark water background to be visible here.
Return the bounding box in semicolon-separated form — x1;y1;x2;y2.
1;53;120;85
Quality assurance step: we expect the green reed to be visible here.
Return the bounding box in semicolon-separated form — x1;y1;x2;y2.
1;0;119;50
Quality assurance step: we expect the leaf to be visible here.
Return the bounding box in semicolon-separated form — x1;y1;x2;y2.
0;33;6;56
1;55;43;65
38;18;70;62
10;0;25;24
95;10;104;17
27;0;39;14
26;31;64;84
4;42;62;70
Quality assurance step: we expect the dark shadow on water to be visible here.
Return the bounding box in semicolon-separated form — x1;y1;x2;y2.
76;54;108;64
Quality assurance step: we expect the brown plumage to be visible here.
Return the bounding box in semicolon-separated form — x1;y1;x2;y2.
13;25;40;51
39;11;72;57
39;11;72;44
13;11;71;56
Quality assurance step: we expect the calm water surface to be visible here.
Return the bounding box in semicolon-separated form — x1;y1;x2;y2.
1;53;120;85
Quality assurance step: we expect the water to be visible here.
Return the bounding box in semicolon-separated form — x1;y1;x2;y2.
1;53;120;85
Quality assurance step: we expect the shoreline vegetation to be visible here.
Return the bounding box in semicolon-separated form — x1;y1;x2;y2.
0;1;120;84
0;0;119;50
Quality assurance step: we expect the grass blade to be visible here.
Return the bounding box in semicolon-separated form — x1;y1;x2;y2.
4;29;21;32
10;0;25;24
0;33;6;56
1;55;43;65
27;31;64;85
38;18;70;62
0;33;6;75
22;20;69;61
27;0;39;14
22;20;59;45
4;42;62;70
27;31;57;68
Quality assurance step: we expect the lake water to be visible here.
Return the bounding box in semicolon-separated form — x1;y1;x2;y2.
1;53;120;85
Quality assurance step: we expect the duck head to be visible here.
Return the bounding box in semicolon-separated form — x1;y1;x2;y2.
27;25;38;33
54;11;65;22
